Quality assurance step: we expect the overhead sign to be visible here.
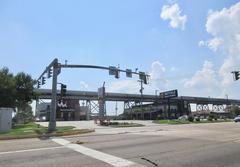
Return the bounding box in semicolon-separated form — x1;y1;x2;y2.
160;89;178;99
126;69;132;78
109;66;120;78
109;66;117;75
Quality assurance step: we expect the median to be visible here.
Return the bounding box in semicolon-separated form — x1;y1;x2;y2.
0;122;94;140
100;121;144;128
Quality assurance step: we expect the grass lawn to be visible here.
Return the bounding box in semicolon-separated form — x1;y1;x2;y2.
153;119;232;125
0;122;94;140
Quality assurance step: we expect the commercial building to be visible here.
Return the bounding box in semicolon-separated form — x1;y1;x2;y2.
123;100;191;120
36;100;90;121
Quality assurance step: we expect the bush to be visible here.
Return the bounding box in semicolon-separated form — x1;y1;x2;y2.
195;117;200;122
208;117;213;121
208;114;214;121
188;115;194;122
109;122;119;125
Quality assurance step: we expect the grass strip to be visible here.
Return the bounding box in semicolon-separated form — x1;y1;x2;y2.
0;123;94;140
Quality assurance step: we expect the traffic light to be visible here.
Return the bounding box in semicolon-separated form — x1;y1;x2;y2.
233;71;240;81
61;84;67;96
41;76;46;85
37;80;41;88
115;69;120;79
47;68;53;78
139;72;148;84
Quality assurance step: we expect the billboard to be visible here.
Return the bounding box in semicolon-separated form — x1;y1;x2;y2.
160;89;178;99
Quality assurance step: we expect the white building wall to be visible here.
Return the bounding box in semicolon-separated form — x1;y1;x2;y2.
0;108;13;132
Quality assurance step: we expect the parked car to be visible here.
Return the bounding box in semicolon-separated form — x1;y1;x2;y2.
178;115;188;121
234;115;240;122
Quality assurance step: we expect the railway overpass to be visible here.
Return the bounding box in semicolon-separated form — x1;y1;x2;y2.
35;89;240;120
35;89;240;105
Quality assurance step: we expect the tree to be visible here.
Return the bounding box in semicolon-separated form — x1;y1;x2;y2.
0;68;16;107
15;72;36;109
13;104;34;124
230;105;240;117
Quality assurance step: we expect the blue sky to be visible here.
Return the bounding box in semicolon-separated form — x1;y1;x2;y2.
1;0;240;114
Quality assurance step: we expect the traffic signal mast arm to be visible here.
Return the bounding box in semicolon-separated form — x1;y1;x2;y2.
60;64;149;83
60;64;149;76
37;58;58;82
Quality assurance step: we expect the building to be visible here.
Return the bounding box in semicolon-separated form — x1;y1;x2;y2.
124;100;191;120
36;100;90;121
35;102;51;121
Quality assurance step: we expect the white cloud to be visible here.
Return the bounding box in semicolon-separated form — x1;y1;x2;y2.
107;80;140;94
149;61;168;89
184;61;219;89
198;38;223;51
170;66;177;72
80;81;88;89
205;2;240;86
198;40;205;47
160;3;187;30
207;37;223;52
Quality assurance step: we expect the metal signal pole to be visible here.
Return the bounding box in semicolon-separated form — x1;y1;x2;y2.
48;59;58;131
139;79;144;120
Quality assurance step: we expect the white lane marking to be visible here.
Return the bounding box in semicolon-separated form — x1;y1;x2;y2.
52;138;145;167
0;146;64;155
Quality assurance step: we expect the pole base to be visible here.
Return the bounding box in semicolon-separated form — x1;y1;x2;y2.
48;121;56;132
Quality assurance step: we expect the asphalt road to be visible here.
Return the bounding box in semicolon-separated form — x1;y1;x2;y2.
1;122;240;167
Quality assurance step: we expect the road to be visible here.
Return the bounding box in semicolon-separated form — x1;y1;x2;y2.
1;121;240;167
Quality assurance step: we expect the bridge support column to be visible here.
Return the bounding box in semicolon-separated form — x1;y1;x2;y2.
124;101;136;120
86;100;99;119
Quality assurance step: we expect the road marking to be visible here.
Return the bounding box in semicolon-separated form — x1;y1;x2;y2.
52;138;145;167
0;146;64;155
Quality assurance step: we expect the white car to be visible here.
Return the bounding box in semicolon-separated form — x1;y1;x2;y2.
234;115;240;122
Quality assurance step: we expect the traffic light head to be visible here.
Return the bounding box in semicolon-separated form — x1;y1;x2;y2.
139;72;148;84
61;84;67;96
115;70;120;79
233;71;240;81
37;80;41;88
41;77;46;85
47;68;53;78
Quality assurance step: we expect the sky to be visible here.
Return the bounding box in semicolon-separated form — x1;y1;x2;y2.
1;0;240;114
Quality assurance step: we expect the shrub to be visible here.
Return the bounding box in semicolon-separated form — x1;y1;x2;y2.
188;115;194;122
195;117;200;122
208;114;214;121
